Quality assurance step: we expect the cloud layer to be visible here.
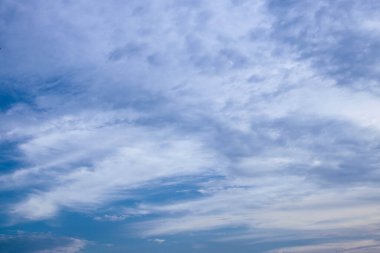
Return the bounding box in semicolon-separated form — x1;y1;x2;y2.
1;0;380;252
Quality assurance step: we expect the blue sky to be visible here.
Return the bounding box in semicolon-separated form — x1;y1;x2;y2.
1;0;380;252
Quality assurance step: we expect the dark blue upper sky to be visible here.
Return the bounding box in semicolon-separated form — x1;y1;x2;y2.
1;0;380;252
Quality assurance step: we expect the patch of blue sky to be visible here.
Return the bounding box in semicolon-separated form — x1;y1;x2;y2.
0;140;26;173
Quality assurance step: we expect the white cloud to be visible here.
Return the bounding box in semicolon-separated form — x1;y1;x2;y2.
34;238;86;253
0;233;86;253
4;110;219;220
259;85;380;131
151;238;165;244
133;180;380;237
266;240;380;253
1;0;380;248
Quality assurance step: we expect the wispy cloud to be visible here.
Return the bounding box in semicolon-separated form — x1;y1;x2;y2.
266;239;380;253
4;111;218;220
0;232;86;253
1;0;380;251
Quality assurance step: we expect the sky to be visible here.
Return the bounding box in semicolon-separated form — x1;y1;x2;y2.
1;0;380;252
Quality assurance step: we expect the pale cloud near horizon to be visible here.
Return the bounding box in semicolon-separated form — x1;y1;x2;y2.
265;240;380;253
0;233;86;253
